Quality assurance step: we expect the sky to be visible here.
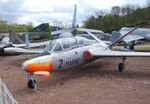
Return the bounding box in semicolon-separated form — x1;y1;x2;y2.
0;0;148;26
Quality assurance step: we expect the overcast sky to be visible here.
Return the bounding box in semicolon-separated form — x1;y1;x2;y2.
0;0;148;26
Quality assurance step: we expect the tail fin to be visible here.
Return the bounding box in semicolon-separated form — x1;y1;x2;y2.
71;4;77;28
51;4;77;38
25;33;30;48
9;30;23;44
9;30;16;44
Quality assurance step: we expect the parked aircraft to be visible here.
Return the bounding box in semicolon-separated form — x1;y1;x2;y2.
111;27;150;50
0;36;9;47
120;27;150;42
21;28;150;90
0;31;50;55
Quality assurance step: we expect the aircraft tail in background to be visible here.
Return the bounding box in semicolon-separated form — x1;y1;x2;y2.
110;31;122;42
25;34;30;48
9;30;23;44
9;30;16;44
71;4;77;28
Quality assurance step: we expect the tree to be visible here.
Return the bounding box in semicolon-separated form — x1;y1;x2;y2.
111;6;121;16
83;4;150;33
121;7;127;16
0;19;7;26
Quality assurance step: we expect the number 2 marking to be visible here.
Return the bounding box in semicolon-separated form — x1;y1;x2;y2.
58;59;63;68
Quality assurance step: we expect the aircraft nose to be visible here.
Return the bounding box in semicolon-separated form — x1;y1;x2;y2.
21;61;28;71
21;56;54;73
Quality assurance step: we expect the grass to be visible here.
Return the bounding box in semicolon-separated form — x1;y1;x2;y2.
113;44;150;52
134;45;150;52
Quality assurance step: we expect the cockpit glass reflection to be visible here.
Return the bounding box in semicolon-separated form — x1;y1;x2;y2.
47;40;56;51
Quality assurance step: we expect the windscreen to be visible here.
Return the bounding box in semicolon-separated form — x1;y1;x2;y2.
46;40;56;51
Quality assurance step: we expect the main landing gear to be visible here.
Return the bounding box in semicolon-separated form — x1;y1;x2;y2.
118;57;126;72
27;73;37;91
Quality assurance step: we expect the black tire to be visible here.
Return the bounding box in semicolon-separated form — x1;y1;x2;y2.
28;79;36;89
118;63;124;72
0;48;5;56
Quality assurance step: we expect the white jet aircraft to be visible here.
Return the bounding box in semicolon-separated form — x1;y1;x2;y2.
111;27;150;50
21;28;150;90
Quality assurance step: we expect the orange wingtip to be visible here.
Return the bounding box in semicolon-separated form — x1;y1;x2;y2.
34;71;50;78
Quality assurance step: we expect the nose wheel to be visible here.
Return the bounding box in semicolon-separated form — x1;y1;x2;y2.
28;78;37;90
118;63;124;72
27;74;37;91
0;48;5;55
118;57;126;72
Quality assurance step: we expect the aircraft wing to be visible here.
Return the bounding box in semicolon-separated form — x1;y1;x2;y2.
123;35;145;43
51;29;74;36
76;28;104;33
4;47;43;54
13;41;50;48
90;50;150;57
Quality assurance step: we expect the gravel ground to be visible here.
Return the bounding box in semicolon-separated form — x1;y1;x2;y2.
0;55;150;104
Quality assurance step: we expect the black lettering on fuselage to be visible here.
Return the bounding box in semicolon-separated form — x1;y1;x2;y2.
58;59;63;68
65;58;80;66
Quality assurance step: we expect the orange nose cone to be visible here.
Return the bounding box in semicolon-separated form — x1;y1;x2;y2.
27;62;54;73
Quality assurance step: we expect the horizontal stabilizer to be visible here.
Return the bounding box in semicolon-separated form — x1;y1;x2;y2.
51;29;74;36
76;28;104;33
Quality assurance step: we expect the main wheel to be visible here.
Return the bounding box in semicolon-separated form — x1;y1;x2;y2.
118;63;124;72
0;48;5;56
28;79;37;89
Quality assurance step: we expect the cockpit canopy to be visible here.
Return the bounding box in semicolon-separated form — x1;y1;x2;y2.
46;36;92;52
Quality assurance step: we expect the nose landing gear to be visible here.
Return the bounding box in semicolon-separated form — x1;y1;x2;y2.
28;78;37;90
27;74;37;91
